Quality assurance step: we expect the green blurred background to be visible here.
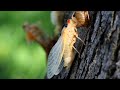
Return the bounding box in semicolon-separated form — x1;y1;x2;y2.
0;11;55;79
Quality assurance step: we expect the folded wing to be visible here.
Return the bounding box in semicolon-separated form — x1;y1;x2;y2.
47;36;64;79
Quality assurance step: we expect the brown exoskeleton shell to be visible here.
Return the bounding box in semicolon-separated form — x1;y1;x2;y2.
72;11;90;27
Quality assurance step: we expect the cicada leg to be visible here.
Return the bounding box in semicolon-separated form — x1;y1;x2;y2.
74;31;85;45
72;46;80;58
76;36;85;45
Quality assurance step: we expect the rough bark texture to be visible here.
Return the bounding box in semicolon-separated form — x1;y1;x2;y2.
52;11;120;79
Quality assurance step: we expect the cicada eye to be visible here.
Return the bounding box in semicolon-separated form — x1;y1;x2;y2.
64;23;68;27
67;19;70;24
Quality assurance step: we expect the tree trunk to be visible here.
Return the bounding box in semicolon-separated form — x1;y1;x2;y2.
52;11;120;79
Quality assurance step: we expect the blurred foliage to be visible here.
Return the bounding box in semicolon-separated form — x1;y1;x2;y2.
0;11;54;79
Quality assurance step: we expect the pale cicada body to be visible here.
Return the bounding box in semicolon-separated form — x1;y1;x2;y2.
47;18;84;79
62;19;78;68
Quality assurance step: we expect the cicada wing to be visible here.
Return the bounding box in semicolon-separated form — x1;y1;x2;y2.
47;36;64;79
55;58;64;75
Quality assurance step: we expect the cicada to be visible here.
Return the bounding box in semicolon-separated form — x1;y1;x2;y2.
47;15;85;79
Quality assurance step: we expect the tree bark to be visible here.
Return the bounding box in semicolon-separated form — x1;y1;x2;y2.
52;11;120;79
